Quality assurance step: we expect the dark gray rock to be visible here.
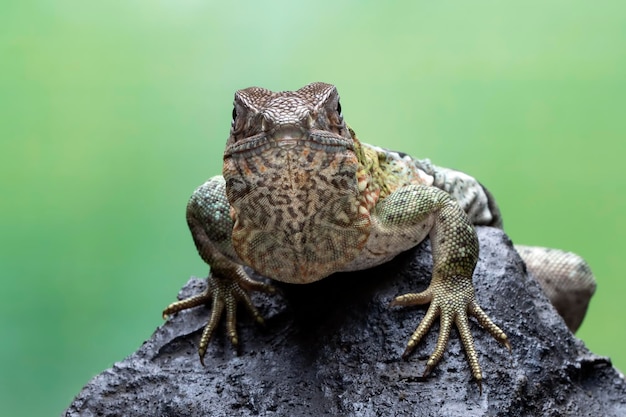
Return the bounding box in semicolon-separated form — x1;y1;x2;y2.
64;228;626;416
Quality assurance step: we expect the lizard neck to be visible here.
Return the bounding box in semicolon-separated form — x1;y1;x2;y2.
223;133;372;283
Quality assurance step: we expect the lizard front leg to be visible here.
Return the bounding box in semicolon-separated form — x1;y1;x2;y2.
415;160;596;332
376;185;510;389
162;177;274;363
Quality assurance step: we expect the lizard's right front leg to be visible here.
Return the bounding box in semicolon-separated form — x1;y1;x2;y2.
162;177;274;364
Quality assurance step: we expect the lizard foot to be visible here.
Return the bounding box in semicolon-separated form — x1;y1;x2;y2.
163;268;275;365
390;276;510;391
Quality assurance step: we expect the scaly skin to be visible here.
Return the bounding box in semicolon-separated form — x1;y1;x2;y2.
164;82;594;390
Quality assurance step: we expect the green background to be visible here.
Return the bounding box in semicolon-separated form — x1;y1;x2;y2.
2;1;625;415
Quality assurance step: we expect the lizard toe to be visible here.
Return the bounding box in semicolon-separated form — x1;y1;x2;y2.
163;270;271;365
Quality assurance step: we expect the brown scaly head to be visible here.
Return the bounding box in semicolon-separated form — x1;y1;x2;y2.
223;82;372;283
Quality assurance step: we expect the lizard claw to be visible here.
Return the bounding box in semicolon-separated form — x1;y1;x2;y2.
391;276;509;389
163;270;275;364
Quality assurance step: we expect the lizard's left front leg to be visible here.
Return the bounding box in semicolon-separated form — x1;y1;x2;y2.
378;185;510;390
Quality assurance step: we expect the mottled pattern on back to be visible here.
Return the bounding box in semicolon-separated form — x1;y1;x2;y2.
358;140;435;198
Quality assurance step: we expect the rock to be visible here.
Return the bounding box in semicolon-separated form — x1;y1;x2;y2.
64;228;626;417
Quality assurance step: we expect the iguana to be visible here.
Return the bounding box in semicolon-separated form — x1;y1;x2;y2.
163;82;596;390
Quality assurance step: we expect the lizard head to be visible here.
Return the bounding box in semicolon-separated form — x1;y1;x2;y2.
222;82;371;283
226;82;352;149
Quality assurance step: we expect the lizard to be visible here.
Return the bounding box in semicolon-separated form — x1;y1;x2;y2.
163;82;596;390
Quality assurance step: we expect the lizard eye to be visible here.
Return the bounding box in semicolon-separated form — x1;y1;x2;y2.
337;101;342;116
231;106;237;121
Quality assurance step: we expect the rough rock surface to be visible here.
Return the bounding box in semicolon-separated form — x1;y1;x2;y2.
64;228;626;417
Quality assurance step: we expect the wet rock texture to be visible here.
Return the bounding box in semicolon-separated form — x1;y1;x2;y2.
64;228;626;416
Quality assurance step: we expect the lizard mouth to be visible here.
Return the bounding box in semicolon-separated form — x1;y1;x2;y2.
225;126;354;157
273;126;304;144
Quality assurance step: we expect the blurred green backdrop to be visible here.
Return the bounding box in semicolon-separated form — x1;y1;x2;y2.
1;1;625;416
